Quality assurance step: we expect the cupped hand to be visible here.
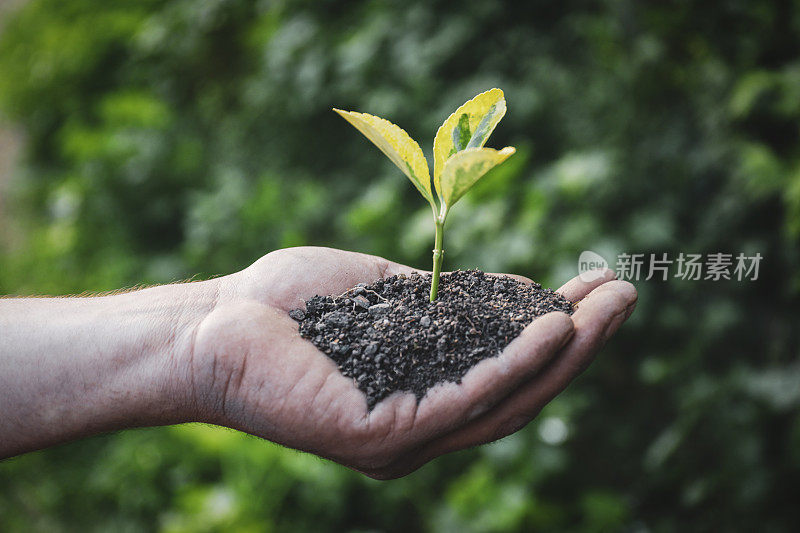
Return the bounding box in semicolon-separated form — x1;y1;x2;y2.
187;247;636;479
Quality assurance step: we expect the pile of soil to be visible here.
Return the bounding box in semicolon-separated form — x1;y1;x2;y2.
290;270;574;409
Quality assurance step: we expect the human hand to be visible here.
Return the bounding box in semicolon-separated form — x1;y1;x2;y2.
187;247;637;479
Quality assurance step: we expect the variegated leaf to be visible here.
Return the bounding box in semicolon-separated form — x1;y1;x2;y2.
439;147;516;208
333;108;434;207
433;88;507;199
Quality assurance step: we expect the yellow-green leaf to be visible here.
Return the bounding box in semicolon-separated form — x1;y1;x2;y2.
333;108;434;206
433;88;507;198
439;147;516;208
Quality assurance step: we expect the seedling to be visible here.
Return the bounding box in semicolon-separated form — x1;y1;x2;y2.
334;88;515;301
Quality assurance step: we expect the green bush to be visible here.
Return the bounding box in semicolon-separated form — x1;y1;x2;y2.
1;0;799;530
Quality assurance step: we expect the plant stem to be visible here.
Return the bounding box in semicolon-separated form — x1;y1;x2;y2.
430;209;446;302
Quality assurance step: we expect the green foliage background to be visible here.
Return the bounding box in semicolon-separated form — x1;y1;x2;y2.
1;0;800;530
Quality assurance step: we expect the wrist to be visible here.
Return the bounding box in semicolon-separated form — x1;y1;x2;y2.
117;278;221;426
0;279;219;457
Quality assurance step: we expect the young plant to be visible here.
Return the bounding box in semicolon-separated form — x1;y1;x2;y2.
334;88;515;301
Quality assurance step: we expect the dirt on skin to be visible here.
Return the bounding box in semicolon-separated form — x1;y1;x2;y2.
290;270;574;410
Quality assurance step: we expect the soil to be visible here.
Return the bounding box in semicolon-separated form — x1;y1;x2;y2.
291;270;574;410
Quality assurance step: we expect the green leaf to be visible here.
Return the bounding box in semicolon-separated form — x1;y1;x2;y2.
439;147;516;208
433;88;507;199
333;108;434;207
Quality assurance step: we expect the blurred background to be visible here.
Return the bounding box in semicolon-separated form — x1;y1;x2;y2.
1;0;800;530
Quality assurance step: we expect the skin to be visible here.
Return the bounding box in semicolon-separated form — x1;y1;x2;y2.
0;246;636;479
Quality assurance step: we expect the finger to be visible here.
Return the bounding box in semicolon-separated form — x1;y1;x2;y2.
458;281;636;444
459;281;636;440
365;311;575;454
557;268;616;303
575;278;638;320
380;281;636;477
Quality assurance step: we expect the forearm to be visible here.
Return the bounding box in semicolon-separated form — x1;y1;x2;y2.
0;280;218;458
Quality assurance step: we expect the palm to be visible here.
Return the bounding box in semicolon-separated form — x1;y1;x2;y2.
192;247;636;478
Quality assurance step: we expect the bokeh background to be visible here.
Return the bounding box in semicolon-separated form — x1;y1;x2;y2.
2;0;800;530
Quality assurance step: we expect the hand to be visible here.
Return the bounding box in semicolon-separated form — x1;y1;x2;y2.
188;247;637;479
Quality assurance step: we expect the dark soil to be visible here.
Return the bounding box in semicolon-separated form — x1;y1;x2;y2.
291;270;574;410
